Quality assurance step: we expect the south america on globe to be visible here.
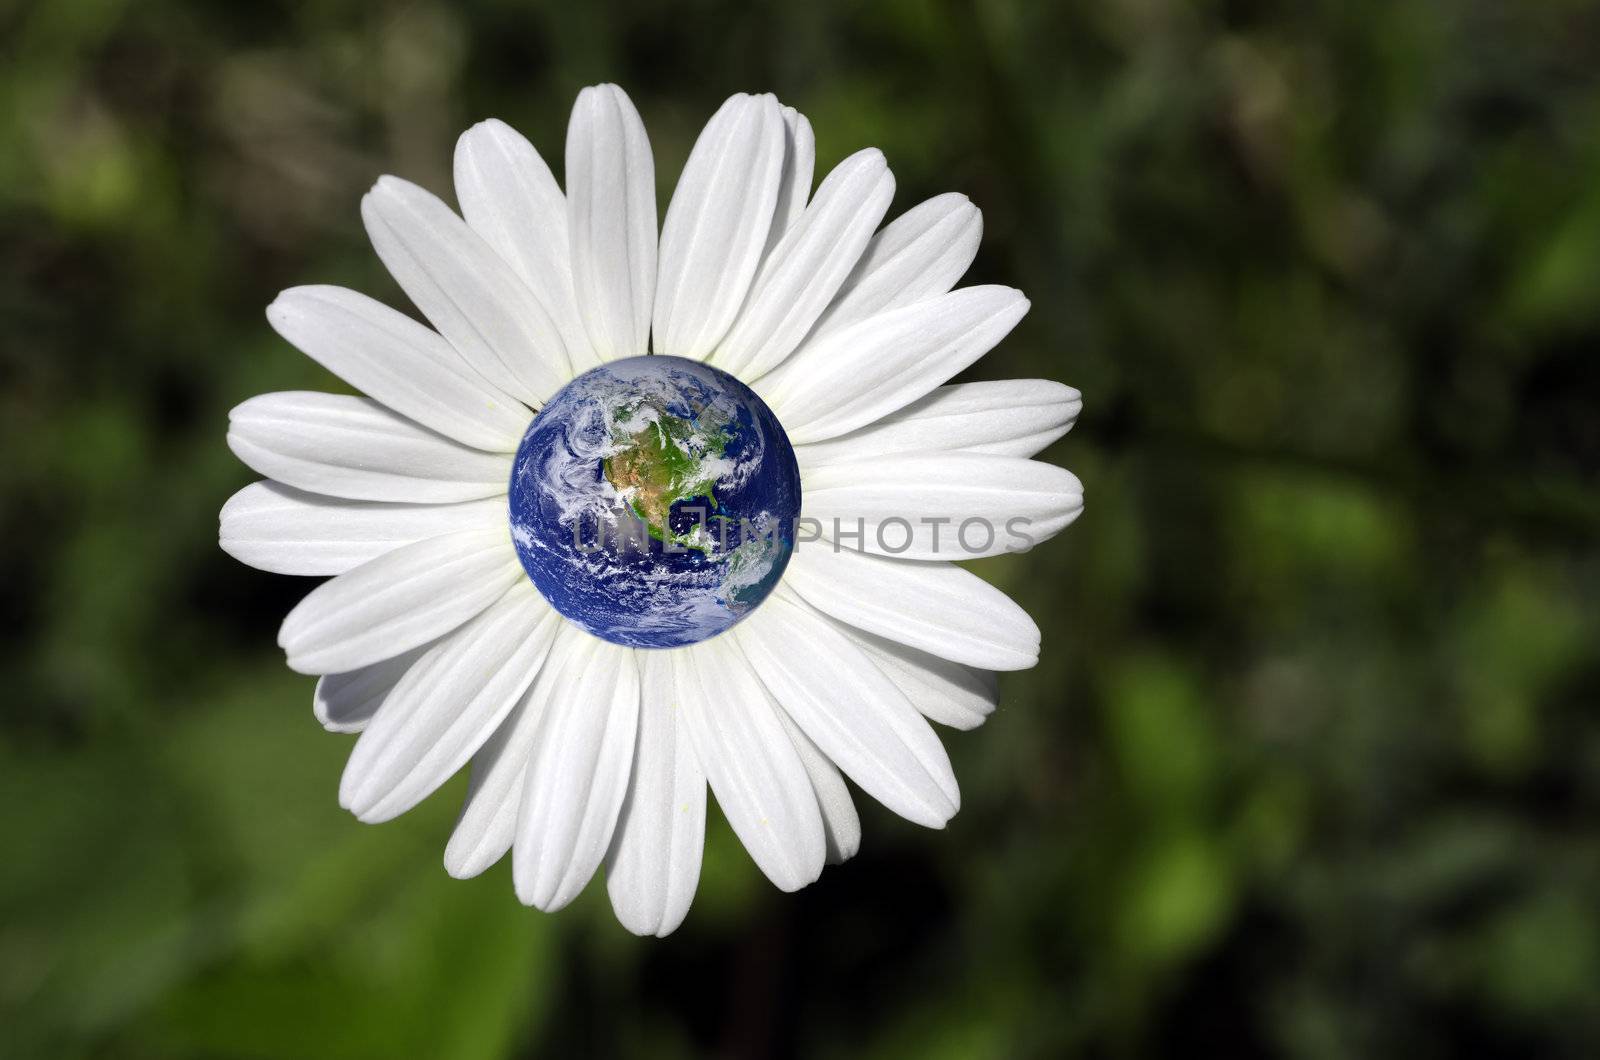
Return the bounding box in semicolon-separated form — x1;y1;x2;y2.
508;355;801;648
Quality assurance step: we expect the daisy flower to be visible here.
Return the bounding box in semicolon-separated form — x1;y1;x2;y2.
220;85;1083;936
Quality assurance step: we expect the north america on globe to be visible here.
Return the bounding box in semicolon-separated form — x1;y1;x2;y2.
508;355;801;648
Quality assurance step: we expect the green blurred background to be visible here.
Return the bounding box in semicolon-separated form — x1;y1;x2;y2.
4;0;1599;1056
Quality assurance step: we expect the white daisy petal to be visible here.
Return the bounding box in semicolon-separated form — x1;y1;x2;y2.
605;650;707;937
227;393;511;503
266;286;528;451
278;528;520;675
808;192;982;339
312;643;431;734
803;451;1084;561
566;84;656;366
782;546;1039;671
848;627;998;731
677;637;825;892
764;105;815;256
220;481;504;577
454;119;596;368
773;709;860;865
652;93;787;360
514;636;641;912
737;590;958;827
795;380;1082;468
754;285;1030;444
444;642;566;880
340;580;559;823
362;176;572;405
715;148;895;380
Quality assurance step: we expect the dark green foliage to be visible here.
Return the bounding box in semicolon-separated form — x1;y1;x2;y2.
2;1;1598;1056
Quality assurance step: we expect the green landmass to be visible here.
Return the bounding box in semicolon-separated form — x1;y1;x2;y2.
603;402;730;552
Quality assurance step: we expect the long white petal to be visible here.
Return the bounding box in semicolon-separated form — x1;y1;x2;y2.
566;84;656;366
220;481;503;576
808;193;982;339
277;528;520;674
802;452;1084;560
715;149;895;379
773;709;860;864
737;590;957;827
652;93;787;360
514;637;641;911
339;581;559;822
312;643;431;734
444;633;571;880
676;638;825;892
454;119;596;369
763;105;815;258
754;286;1029;444
227;393;511;503
362;177;572;404
266;286;528;450
605;650;706;936
848;626;998;730
795;379;1081;468
782;546;1039;671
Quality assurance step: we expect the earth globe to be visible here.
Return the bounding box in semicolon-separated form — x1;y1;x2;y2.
508;355;801;648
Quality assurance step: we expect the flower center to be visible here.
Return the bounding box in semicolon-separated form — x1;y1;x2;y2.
508;355;801;649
